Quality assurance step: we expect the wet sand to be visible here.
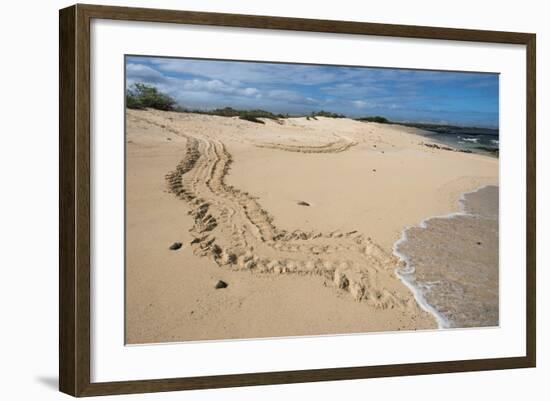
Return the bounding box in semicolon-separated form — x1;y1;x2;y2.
395;186;499;328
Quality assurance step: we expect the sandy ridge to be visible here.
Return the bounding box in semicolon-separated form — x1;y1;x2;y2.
254;136;357;153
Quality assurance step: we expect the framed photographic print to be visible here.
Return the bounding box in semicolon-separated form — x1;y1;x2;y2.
59;4;536;397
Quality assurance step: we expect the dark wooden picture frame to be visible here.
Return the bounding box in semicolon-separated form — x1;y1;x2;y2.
59;3;536;397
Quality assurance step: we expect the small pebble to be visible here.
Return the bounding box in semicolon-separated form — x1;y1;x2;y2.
297;201;310;206
169;242;182;250
215;280;228;289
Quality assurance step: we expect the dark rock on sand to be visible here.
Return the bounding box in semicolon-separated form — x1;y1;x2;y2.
297;201;310;206
423;142;473;154
424;143;454;151
215;280;228;289
169;242;183;250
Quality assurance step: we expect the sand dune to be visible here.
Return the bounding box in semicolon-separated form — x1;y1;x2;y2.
125;109;498;344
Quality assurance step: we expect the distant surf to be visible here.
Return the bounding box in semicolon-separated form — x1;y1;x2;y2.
393;185;499;329
411;125;499;155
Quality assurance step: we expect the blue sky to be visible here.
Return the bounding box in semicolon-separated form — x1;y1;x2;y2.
126;56;499;128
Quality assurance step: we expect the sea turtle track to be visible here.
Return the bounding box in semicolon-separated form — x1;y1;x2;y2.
254;137;357;153
136;113;408;310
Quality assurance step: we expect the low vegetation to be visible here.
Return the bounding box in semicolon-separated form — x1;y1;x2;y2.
310;110;346;119
126;83;177;111
356;116;391;124
203;107;285;124
180;106;288;124
239;115;266;124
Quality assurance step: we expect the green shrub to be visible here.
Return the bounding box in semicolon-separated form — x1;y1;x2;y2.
126;83;177;111
126;91;142;109
311;110;346;118
356;116;390;124
204;107;282;122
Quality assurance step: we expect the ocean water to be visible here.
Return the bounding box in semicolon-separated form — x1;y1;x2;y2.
414;126;499;155
394;186;499;329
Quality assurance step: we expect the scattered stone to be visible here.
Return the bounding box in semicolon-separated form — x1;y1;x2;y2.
476;241;482;245
424;142;452;151
372;169;377;172
423;142;473;153
169;242;183;250
215;280;228;289
297;201;310;206
166;137;172;141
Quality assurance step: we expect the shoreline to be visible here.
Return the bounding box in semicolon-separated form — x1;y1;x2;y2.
400;124;500;157
393;185;499;329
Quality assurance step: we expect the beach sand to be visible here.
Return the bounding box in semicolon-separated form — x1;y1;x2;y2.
125;109;498;344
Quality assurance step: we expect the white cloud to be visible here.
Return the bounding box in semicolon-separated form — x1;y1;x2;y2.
126;64;263;107
266;89;317;105
147;58;352;86
352;100;374;108
126;63;166;83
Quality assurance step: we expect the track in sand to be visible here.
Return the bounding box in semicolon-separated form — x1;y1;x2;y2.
136;114;412;310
